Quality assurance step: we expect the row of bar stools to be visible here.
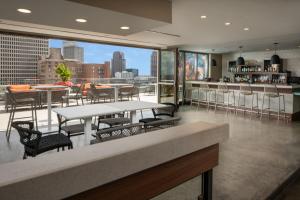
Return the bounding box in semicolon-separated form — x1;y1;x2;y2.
199;84;212;110
215;83;236;114
261;85;286;120
237;84;259;117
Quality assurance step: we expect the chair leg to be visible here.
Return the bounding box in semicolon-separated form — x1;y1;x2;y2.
261;94;265;120
6;104;13;138
6;104;16;141
215;92;218;111
237;93;240;115
282;95;286;121
278;97;280;120
23;152;27;159
268;96;271;119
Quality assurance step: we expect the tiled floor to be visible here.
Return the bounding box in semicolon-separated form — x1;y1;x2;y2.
0;102;300;199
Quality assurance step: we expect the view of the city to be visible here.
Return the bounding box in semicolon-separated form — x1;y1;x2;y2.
0;33;158;85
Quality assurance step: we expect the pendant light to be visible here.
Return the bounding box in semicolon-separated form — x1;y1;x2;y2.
211;49;217;67
237;46;245;65
271;43;280;65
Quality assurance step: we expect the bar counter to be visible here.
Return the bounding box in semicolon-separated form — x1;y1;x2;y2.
186;81;300;120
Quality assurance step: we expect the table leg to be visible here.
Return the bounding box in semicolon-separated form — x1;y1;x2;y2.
130;110;136;122
84;117;93;135
201;169;213;200
115;87;119;102
47;90;52;131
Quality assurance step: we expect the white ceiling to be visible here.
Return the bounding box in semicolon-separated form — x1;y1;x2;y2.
0;0;168;36
0;0;300;53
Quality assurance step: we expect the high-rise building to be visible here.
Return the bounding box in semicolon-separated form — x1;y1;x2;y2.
111;51;126;77
38;48;110;83
63;41;84;63
81;62;111;80
126;68;139;77
151;51;158;77
37;48;81;83
0;33;49;85
115;71;134;79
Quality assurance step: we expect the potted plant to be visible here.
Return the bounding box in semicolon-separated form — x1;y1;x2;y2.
55;63;73;87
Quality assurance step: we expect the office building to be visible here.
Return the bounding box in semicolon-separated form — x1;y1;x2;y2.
151;51;158;77
63;41;84;63
81;62;111;80
111;51;126;77
37;48;81;83
0;32;48;85
126;68;138;77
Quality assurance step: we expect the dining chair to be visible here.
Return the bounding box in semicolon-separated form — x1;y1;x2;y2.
12;121;73;159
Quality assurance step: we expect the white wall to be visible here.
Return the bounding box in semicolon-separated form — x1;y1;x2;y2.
222;48;300;77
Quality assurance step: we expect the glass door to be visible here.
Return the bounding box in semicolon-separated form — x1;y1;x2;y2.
158;49;178;104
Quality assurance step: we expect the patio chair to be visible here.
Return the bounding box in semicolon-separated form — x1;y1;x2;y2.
62;84;84;107
118;86;134;101
57;114;98;138
91;123;143;143
88;84;114;103
11;121;73;159
5;87;38;141
139;102;177;124
143;117;181;132
97;114;131;129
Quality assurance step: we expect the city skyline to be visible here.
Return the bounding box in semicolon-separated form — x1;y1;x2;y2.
50;39;156;76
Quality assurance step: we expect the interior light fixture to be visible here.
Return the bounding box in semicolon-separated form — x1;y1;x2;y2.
200;15;207;19
298;45;300;48
120;26;130;30
225;22;231;26
17;8;31;14
237;46;245;66
265;48;270;51
271;43;280;65
243;27;249;31
76;19;87;23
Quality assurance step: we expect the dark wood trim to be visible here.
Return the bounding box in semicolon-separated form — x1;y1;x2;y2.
65;144;219;200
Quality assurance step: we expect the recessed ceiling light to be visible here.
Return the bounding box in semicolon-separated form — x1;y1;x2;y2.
17;8;31;14
200;15;207;19
225;22;231;26
120;26;130;30
266;48;270;51
243;27;250;31
76;18;87;23
297;45;300;48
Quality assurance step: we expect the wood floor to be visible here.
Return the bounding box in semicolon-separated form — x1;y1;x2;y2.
0;105;300;199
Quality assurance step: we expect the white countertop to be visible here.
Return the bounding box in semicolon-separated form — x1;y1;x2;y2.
0;121;229;200
187;81;300;89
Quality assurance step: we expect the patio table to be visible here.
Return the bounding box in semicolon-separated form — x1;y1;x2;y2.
97;83;133;102
53;101;166;135
32;85;68;131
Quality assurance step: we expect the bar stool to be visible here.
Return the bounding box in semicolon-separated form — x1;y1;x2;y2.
198;83;213;110
237;84;259;117
6;88;38;141
182;85;200;108
260;85;286;120
214;83;235;114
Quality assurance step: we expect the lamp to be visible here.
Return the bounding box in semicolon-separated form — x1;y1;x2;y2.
211;49;217;67
271;43;280;65
237;46;245;65
211;59;217;67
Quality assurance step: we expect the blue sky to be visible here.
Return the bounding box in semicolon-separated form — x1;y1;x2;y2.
49;39;154;75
